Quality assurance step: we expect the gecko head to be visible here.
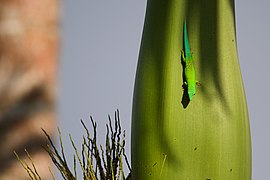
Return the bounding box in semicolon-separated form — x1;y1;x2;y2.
188;91;195;101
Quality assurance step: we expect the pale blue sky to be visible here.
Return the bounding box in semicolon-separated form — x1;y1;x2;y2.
59;0;270;179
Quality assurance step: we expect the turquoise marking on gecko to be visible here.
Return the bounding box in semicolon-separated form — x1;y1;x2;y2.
181;20;197;101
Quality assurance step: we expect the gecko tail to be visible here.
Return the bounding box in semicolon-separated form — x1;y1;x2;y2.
183;19;191;56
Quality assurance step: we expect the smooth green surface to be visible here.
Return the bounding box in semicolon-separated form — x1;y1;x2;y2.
131;0;251;179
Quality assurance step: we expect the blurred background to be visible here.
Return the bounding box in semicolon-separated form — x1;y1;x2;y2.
0;0;269;179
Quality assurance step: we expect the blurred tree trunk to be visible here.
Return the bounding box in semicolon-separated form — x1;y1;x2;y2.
0;0;59;179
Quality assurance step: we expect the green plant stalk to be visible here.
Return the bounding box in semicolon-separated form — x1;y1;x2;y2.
131;0;251;179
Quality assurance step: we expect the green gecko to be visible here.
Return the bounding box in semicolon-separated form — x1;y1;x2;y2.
181;20;197;101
